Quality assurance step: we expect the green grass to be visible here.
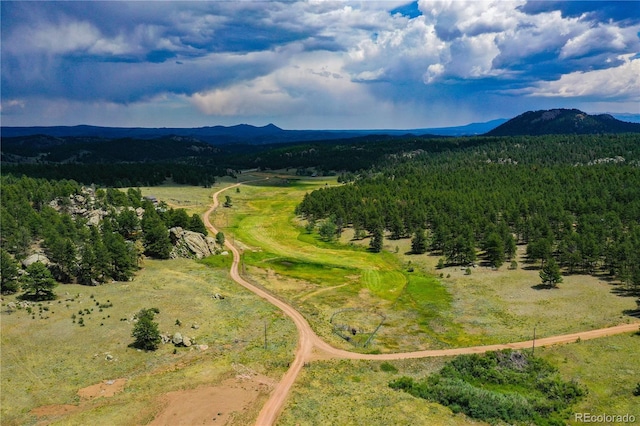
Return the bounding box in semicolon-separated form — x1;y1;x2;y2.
539;333;640;424
214;173;637;352
213;174;470;351
278;334;639;425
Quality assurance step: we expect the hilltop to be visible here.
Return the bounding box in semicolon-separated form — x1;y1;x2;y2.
486;109;640;136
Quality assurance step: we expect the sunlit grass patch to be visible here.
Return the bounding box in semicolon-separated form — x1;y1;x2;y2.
0;258;296;426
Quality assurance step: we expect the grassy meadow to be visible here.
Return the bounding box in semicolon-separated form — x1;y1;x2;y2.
2;176;637;425
1;179;297;426
213;172;637;352
278;333;640;426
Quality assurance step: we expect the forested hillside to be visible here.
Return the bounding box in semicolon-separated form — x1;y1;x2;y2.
296;133;640;290
0;175;207;295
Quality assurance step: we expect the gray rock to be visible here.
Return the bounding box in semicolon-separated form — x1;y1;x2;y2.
170;227;219;259
22;254;50;268
172;332;183;345
183;336;192;347
86;209;107;226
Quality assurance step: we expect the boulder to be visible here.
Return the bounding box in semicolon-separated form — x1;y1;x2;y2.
86;209;107;226
182;336;192;347
170;227;219;259
172;332;183;345
22;253;50;268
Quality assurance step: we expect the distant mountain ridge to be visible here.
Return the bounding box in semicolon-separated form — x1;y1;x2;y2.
1;120;506;144
485;109;640;136
0;123;335;145
3;110;638;144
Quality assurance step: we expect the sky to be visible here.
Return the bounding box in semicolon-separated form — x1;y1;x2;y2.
1;1;639;130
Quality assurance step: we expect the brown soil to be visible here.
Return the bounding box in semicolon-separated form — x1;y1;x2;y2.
30;378;127;423
31;404;78;419
77;378;127;399
148;375;275;426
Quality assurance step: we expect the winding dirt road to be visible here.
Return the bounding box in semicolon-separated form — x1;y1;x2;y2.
203;181;639;426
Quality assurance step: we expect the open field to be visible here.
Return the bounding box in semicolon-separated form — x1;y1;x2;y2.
214;173;638;353
0;257;296;426
3;178;637;426
278;333;640;425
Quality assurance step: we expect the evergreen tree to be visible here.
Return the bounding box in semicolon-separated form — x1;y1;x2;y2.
103;224;136;281
216;232;225;246
142;210;172;259
188;214;207;235
1;249;20;294
77;243;98;285
540;257;563;288
168;208;190;229
131;308;161;351
319;218;337;242
504;234;517;260
21;262;57;301
91;226;112;281
369;228;384;253
411;228;428;254
484;232;505;268
115;209;140;239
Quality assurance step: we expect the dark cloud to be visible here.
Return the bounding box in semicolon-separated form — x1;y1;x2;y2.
520;1;640;24
1;1;638;128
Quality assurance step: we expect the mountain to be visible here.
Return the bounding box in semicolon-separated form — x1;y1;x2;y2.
1;119;505;145
485;109;640;136
0;124;366;146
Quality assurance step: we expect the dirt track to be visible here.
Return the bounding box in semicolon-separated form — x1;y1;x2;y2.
203;181;640;426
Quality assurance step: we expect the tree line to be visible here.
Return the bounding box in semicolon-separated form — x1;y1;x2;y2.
1;175;207;297
296;136;640;292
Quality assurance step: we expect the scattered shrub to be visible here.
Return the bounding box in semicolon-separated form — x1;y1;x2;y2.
380;362;398;373
390;350;586;426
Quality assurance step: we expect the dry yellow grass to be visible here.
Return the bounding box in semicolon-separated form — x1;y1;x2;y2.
0;258;296;426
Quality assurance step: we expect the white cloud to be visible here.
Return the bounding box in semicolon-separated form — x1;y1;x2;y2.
560;24;640;59
524;55;640;99
21;21;101;54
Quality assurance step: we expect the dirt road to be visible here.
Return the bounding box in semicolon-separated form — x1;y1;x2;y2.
203;181;640;426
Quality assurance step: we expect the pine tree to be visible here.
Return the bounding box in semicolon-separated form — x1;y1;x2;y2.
1;249;20;294
319;218;337;242
131;308;161;351
484;232;505;268
188;214;207;235
21;262;57;301
142;210;172;259
540;257;563;288
369;228;383;253
411;228;428;254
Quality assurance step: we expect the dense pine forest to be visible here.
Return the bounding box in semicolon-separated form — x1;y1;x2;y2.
0;175;207;295
3;133;640;298
296;134;640;291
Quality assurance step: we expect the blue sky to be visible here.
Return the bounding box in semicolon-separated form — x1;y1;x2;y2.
1;1;639;129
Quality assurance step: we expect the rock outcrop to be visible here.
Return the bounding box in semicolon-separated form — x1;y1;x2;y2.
169;227;219;259
22;253;50;268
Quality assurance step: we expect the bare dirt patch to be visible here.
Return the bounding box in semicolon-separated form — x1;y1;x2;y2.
77;378;127;400
31;404;78;419
148;374;275;426
29;378;127;424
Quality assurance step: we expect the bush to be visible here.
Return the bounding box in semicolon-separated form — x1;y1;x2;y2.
131;308;161;351
380;362;398;373
390;350;586;426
